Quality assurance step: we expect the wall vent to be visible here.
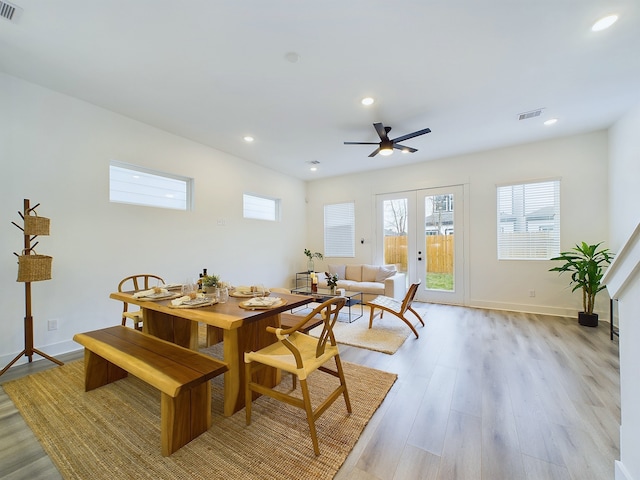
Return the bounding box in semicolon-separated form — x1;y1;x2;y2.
0;1;23;23
518;108;544;121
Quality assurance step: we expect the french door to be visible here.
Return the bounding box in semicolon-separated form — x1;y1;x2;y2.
377;185;464;304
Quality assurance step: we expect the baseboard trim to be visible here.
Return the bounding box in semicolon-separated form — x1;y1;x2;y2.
616;460;634;480
0;339;77;370
467;299;610;320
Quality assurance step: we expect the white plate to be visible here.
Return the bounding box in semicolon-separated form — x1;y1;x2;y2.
140;291;177;300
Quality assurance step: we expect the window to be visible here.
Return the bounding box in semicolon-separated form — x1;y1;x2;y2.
243;193;280;221
497;179;560;260
324;202;355;257
109;161;193;211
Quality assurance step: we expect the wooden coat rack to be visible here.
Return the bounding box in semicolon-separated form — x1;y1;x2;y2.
0;199;63;377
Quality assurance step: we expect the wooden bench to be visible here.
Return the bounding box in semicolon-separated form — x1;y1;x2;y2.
73;325;228;456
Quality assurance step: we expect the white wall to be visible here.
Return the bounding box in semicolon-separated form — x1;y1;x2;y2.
306;131;610;317
609;102;640;480
0;73;307;366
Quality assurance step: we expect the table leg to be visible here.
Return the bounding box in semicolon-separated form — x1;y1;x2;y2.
143;309;199;350
222;313;281;416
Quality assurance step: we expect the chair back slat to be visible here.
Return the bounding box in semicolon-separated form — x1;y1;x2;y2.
315;297;346;357
400;281;421;313
118;274;165;328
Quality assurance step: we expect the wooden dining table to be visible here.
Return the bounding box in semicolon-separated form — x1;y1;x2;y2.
109;290;313;416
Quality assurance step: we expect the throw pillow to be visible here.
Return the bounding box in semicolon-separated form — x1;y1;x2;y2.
327;264;346;280
345;264;362;282
362;265;379;282
375;267;397;282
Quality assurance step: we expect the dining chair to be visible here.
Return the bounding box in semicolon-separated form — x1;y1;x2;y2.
366;280;424;338
244;296;351;456
118;274;165;331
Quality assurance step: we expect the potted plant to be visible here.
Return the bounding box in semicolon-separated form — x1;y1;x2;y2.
304;249;323;273
549;242;614;327
201;274;220;293
325;272;339;294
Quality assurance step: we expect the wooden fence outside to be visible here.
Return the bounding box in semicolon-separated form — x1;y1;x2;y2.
384;235;454;274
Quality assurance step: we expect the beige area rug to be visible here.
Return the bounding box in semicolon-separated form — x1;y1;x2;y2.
4;343;396;480
297;303;427;355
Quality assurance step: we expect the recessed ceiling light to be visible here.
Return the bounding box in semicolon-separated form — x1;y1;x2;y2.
243;136;254;143
592;14;618;32
310;166;317;172
361;97;375;106
544;118;558;126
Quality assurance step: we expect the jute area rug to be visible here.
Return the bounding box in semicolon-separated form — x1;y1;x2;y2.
299;303;428;355
4;343;396;480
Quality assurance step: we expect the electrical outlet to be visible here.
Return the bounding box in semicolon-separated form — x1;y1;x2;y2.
216;218;226;226
529;290;536;298
47;319;58;331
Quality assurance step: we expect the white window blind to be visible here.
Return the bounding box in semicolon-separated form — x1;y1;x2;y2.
497;179;560;260
324;202;355;257
109;161;192;211
243;194;280;221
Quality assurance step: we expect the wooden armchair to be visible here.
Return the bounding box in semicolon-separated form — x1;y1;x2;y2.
244;297;352;456
367;280;424;338
118;274;165;330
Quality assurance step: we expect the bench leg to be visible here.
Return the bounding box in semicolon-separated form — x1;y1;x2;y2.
83;349;127;392
160;381;212;456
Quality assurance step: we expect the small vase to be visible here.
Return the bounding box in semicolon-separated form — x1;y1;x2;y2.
307;259;315;273
330;286;337;295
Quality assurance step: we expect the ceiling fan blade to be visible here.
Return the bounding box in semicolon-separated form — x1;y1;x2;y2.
368;147;380;157
391;127;431;143
394;144;417;153
373;123;390;142
344;141;380;145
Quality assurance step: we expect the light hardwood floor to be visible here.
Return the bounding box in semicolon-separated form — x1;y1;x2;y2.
0;304;620;479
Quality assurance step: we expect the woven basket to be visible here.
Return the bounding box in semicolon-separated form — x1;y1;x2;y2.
17;254;53;282
24;214;50;236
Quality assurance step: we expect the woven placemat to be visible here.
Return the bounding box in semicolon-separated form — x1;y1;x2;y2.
4;343;396;479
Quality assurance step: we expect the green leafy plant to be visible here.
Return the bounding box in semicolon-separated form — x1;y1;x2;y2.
304;249;323;260
549;242;614;315
201;274;220;287
325;272;339;288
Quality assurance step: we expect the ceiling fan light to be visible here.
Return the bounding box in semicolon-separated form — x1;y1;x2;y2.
379;146;393;156
592;14;618;31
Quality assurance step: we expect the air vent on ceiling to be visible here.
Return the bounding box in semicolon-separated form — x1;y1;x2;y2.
309;160;320;165
0;1;23;23
518;108;545;121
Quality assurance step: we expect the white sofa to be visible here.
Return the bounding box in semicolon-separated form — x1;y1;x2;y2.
318;264;407;303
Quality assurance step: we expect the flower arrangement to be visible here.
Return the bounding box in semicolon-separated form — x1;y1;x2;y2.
325;271;339;289
201;274;220;287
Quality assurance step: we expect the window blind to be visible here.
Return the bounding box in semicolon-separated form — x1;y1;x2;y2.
324;202;355;257
497;180;560;260
109;161;192;211
243;194;280;221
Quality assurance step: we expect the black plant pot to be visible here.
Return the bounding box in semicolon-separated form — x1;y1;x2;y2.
578;312;599;327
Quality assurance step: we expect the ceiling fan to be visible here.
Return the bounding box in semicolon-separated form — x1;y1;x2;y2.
344;122;431;158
